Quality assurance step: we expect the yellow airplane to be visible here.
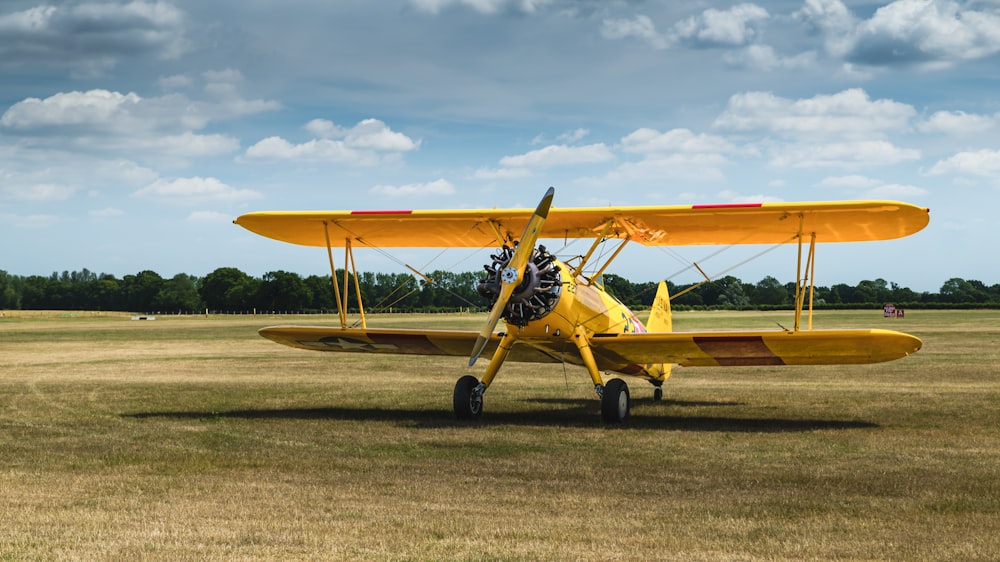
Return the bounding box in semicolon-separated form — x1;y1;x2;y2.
234;187;929;422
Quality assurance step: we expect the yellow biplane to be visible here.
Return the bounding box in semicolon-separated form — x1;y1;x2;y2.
234;187;929;422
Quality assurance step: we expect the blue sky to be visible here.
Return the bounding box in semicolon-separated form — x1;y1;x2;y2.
1;0;998;292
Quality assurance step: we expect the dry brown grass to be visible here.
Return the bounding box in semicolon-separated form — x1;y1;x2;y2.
1;310;998;560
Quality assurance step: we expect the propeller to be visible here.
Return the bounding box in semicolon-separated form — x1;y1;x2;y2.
469;186;555;366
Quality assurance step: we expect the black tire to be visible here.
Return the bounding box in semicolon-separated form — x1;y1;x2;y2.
601;378;630;423
453;375;483;420
653;386;664;402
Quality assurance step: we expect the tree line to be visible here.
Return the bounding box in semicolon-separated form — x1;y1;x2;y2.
0;267;998;314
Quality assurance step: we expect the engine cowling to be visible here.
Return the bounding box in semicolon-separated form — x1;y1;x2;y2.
476;244;562;326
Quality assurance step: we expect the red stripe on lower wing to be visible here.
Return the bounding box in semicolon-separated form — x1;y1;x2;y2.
693;336;785;366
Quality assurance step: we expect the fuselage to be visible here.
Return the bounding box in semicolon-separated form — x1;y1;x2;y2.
510;258;668;382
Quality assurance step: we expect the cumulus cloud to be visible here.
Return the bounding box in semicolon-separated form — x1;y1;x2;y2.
603;5;769;50
621;128;735;155
918;110;996;134
132;177;262;204
370;179;456;196
601;15;669;49
0;1;188;74
723;44;817;70
769;140;920;168
1;80;276;163
798;0;1000;68
928;149;1000;177
670;3;769;47
469;167;532;180
714;88;915;139
245;118;419;165
498;143;614;168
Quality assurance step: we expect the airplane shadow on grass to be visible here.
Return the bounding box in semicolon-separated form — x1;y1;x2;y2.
125;398;878;433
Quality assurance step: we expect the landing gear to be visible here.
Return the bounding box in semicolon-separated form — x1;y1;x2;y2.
601;378;630;423
454;375;484;420
653;386;664;402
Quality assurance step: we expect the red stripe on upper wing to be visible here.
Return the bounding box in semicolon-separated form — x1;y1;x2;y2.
690;203;764;209
350;210;413;215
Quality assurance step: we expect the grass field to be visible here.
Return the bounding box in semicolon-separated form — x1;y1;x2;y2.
1;309;998;560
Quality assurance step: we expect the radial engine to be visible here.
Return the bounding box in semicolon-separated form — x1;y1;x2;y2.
476;244;562;326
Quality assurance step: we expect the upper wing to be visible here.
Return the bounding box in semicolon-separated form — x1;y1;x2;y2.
259;326;921;369
234;200;929;248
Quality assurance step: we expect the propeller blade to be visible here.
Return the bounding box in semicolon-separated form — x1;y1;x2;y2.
469;186;554;366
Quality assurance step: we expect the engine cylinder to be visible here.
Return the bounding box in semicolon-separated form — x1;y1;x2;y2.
477;244;562;326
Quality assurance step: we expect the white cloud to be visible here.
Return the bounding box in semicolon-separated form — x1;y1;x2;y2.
714;88;915;139
245;119;419;165
0;1;188;73
370;179;455;196
601;15;669;49
928;149;1000;177
918;110;996;134
305;118;347;138
1;86;273;163
469;167;533;180
133;177;262;204
621;128;735;155
670;3;770;47
799;0;1000;68
499;143;614;168
557;128;589;143
769;140;920;168
723;44;817;70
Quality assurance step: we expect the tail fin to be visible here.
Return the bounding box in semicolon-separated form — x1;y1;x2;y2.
647;280;672;333
644;281;673;384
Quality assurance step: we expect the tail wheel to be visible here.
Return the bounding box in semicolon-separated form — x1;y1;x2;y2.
454;375;483;420
601;378;630;423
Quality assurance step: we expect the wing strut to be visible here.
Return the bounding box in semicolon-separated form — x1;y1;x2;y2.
792;222;817;333
323;221;347;328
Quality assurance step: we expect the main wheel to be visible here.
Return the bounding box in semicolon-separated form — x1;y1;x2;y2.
601;378;630;423
453;375;483;420
653;386;664;402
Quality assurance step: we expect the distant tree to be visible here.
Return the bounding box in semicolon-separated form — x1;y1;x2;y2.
304;274;337;312
701;276;749;307
153;274;203;311
121;270;165;311
755;276;788;305
200;267;258;311
258;270;312;310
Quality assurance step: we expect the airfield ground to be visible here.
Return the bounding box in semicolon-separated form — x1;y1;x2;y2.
1;309;998;560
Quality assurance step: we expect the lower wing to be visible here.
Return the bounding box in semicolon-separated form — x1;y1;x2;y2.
259;326;921;369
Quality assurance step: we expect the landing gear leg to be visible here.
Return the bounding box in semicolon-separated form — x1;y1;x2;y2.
453;332;518;420
572;325;631;423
